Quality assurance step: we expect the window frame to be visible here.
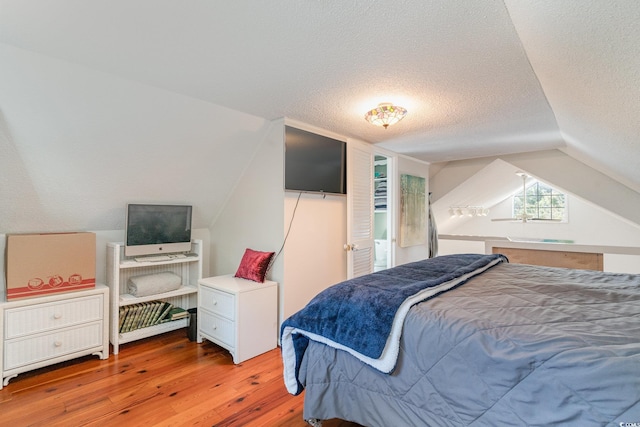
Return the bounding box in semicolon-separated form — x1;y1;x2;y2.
512;181;568;222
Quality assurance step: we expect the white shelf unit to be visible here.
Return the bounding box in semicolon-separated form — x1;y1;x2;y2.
106;240;202;354
374;177;387;213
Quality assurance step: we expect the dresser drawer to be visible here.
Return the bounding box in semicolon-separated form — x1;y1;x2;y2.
200;309;235;347
4;295;103;339
4;321;103;371
199;286;235;320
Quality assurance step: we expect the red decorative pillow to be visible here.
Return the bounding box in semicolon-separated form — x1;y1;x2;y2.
234;248;275;283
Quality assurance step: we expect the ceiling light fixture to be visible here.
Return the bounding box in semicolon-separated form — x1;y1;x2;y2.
364;103;407;129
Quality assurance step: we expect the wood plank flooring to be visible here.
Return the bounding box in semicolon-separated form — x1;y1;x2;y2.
0;329;362;427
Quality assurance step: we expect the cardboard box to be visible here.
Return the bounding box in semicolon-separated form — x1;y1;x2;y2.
5;232;96;300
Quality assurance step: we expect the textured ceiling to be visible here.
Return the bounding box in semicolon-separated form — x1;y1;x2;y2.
1;0;638;192
505;0;640;191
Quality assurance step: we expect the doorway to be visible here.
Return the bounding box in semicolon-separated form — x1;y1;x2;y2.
374;154;392;271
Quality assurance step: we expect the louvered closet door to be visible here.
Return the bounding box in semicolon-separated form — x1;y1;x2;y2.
346;140;374;279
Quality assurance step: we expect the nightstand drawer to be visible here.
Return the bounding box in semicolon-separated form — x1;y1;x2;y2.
200;309;235;347
199;286;235;320
4;295;104;339
4;321;103;370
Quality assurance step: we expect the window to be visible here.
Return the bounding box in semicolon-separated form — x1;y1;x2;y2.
513;181;566;221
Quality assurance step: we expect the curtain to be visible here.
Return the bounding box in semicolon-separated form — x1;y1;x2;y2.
428;192;438;258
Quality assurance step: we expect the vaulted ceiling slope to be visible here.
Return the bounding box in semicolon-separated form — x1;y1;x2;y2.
1;1;638;233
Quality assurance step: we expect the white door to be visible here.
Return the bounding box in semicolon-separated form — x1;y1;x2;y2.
346;140;374;279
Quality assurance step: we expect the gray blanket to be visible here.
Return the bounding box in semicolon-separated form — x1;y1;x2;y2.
282;254;507;394
299;263;640;426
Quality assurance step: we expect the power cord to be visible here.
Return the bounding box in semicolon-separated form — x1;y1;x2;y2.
267;191;302;272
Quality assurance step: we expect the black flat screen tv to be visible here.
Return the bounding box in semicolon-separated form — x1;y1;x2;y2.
124;203;193;257
284;126;347;195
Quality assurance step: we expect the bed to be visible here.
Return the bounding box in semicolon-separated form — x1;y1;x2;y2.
281;254;640;426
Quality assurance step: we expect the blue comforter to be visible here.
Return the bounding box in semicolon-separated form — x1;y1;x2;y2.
281;253;507;395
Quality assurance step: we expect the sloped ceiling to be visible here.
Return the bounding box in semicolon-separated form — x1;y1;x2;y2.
432;159;524;234
1;1;639;233
504;0;640;192
0;44;270;232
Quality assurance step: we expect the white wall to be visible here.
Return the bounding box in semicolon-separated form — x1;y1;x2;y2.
431;150;640;228
208;121;285;281
283;193;347;321
430;151;640;273
605;255;640;274
0;43;269;234
438;239;485;256
438;193;640;273
445;193;640;247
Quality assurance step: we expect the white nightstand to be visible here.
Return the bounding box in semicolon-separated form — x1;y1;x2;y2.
198;275;277;364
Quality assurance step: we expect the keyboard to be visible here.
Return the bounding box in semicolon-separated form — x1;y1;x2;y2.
134;255;172;262
133;253;199;262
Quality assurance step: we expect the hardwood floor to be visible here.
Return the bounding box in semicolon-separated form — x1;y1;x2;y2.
0;329;362;427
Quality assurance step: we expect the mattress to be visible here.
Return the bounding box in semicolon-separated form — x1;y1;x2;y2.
298;263;640;426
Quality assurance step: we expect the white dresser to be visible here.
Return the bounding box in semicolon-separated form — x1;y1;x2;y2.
0;285;109;388
198;275;277;364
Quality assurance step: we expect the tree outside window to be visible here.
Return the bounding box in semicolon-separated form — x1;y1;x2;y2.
513;181;566;221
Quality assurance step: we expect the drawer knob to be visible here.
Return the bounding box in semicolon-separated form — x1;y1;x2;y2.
53;313;62;319
54;341;62;347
